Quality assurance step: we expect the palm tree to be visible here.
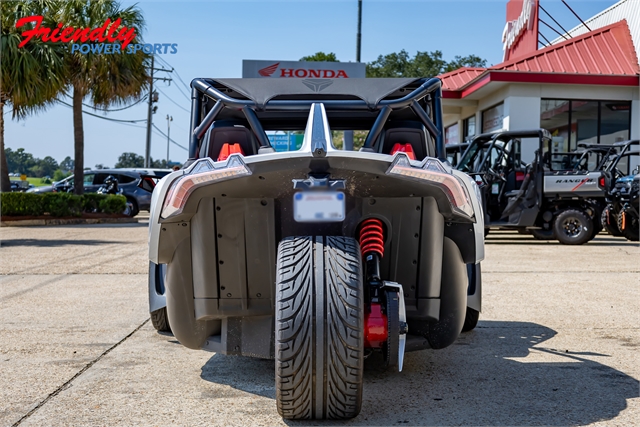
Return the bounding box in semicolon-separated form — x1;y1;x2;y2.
0;1;67;192
59;0;149;195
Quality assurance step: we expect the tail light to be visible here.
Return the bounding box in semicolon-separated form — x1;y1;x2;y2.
390;143;416;160
161;156;251;218
386;155;474;218
516;171;525;181
598;175;606;189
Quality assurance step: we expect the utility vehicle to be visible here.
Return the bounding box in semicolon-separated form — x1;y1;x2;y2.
598;140;639;240
457;130;605;244
147;77;484;419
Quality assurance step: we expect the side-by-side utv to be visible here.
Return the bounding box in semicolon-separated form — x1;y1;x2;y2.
445;142;469;168
456;130;605;244
598;140;639;241
147;78;484;420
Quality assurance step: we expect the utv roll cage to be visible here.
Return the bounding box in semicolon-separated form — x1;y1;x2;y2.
186;77;446;161
457;129;552;174
600;140;639;174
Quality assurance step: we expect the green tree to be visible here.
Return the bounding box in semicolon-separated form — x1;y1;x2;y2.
114;152;144;168
300;52;339;62
443;54;487;73
6;148;36;175
58;0;149;195
30;155;59;177
0;1;67;192
60;156;74;172
366;49;487;78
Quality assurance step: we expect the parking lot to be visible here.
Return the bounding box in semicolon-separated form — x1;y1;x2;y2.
1;219;638;426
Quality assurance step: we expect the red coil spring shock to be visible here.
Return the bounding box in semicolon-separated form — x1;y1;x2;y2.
359;218;385;258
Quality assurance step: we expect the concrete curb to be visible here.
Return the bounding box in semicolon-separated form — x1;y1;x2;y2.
1;217;138;227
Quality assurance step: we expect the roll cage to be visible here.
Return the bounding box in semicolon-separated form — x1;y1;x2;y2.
186;77;446;161
457;129;551;174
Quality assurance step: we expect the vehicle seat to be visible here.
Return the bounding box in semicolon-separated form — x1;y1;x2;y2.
198;121;258;160
379;121;432;160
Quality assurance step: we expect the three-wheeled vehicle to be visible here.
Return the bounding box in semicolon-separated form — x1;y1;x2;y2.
598;140;639;240
147;77;485;419
457;129;605;244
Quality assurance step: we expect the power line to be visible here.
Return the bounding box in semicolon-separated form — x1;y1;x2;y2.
57;99;147;123
82;95;148;112
152;123;188;151
156;87;190;113
155;56;191;99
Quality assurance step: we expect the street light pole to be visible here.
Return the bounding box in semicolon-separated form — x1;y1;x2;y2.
166;115;173;165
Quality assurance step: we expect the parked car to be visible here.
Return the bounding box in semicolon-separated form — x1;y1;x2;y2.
148;77;484;420
27;168;170;216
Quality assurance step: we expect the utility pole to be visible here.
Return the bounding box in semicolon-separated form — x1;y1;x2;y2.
145;56;154;168
344;0;362;151
166;114;173;164
356;0;362;63
144;55;172;168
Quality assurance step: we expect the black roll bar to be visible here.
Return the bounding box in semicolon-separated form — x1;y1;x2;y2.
188;77;446;161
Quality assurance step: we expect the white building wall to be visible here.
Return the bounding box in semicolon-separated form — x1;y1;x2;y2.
503;95;541;162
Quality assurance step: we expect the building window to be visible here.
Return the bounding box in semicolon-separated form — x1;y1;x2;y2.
445;123;459;145
540;99;631;151
481;103;504;133
463;116;476;140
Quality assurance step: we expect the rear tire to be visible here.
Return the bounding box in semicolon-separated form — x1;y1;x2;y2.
127;197;139;217
531;229;555;240
602;208;623;236
553;209;593;245
275;236;364;420
150;307;170;332
461;307;480;332
617;211;639;241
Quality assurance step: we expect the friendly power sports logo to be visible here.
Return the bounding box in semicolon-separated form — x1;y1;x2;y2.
16;15;177;54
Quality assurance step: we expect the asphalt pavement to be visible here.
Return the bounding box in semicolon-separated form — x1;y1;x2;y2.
1;220;638;426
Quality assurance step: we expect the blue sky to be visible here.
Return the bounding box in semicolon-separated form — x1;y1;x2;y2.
5;0;618;169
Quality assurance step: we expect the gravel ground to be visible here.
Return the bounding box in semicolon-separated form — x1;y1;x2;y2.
1;221;638;427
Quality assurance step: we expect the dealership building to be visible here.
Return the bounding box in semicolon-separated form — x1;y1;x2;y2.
440;0;639;161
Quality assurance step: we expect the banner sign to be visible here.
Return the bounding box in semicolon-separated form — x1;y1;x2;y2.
243;60;366;78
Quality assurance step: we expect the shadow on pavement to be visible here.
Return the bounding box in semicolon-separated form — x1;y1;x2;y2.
0;238;128;247
200;320;638;426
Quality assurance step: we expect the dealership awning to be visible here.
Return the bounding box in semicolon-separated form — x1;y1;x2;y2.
440;19;640;99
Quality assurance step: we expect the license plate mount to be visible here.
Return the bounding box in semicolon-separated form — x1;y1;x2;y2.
294;191;345;222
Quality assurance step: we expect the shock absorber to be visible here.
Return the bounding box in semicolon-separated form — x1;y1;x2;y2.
359;218;386;348
359;218;385;290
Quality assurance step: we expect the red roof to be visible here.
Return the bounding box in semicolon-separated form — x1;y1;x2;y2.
495;20;639;75
440;19;639;97
438;67;486;91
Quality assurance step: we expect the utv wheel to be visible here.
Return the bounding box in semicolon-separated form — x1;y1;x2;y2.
617;211;639;242
150;307;170;332
275;236;364;420
602;208;623;236
461;307;480;332
553;209;593;245
531;229;555;240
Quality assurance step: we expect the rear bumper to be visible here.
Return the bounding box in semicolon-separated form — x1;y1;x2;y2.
149;150;484;265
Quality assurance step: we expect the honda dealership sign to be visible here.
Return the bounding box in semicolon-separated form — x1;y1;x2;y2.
243;60;366;78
